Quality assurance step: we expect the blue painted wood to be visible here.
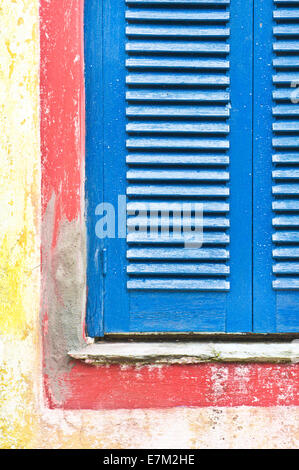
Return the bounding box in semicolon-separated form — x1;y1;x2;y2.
126;58;229;69
127;263;230;275
277;293;299;332
86;0;255;334
127;105;230;118
126;184;229;197
89;1;299;333
126;41;230;54
274;9;299;20
125;10;230;22
127;279;230;291
126;169;230;180
127;247;229;260
126;25;230;37
84;0;104;337
129;292;226;332
226;0;253;332
273;232;299;243
102;0;130;333
274;0;299;330
126;154;230;165
253;0;276;332
126;1;230;4
127;200;229;212
127;73;230;86
274;25;299;36
126;137;230;149
86;0;299;336
253;0;299;333
126;90;230;101
126;122;230;134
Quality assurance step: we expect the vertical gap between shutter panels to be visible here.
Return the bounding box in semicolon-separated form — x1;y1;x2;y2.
102;0;106;332
252;0;255;330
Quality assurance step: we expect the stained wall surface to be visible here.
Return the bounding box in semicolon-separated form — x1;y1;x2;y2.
0;0;298;449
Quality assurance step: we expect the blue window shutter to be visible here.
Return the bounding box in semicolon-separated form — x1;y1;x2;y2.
253;0;299;332
86;0;253;335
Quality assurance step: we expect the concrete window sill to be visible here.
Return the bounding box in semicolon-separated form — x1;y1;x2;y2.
68;341;299;365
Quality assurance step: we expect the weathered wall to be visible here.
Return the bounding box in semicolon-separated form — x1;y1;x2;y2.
0;0;298;449
0;0;40;448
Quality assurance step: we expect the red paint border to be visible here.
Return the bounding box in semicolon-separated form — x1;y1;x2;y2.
40;0;299;410
40;0;85;225
46;362;299;410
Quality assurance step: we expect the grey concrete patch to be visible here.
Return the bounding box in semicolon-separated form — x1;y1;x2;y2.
41;194;86;404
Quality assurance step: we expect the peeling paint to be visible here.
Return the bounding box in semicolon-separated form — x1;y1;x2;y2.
0;0;40;448
0;0;298;449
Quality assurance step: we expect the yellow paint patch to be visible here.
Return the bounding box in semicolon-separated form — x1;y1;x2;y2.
0;0;39;335
0;0;40;448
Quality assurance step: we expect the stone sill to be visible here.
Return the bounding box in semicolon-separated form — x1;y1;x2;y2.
68;341;299;365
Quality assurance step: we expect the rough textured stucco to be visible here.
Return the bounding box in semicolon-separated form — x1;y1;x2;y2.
39;0;87;406
0;0;298;449
42;194;86;405
0;0;40;448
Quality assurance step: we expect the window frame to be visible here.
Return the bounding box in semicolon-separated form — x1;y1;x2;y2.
84;0;299;337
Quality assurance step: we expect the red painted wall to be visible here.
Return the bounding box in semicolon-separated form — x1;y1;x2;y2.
44;362;298;410
40;0;299;410
40;0;84;225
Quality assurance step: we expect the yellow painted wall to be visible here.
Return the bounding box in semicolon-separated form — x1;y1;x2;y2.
0;0;298;449
0;0;40;448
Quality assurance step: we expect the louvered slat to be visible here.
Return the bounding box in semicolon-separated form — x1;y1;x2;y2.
127;169;229;180
126;73;230;86
127;263;230;275
127;247;229;260
127;185;229;196
127;279;230;290
126;1;230;4
125;0;230;291
126;58;229;68
127;105;230;117
127;200;229;211
125;10;229;22
126;41;230;53
272;0;299;290
126;25;230;37
126;153;230;165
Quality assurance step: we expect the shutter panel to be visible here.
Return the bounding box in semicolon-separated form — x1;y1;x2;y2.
86;0;253;335
273;1;299;291
254;0;299;332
